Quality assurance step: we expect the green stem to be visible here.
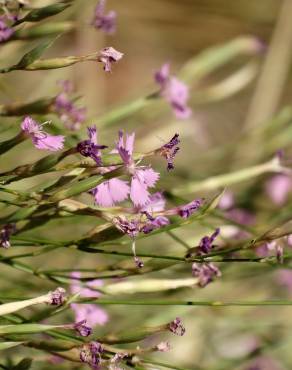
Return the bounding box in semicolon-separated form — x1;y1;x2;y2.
78;299;292;306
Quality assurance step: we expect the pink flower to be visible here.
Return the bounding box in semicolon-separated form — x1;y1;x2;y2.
117;131;160;206
92;131;160;207
155;63;192;119
21;116;64;151
70;272;108;327
98;47;124;72
265;174;292;206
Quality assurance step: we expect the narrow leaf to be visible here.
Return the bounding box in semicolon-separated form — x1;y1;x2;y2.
16;38;58;69
14;3;71;25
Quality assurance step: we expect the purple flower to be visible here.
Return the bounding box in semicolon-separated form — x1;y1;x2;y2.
70;272;108;327
192;262;221;287
48;287;66;306
113;216;140;239
156;133;180;171
168;317;185;336
198;228;220;255
21;116;65;151
141;213;169;234
0;223;16;249
74;320;92;337
98;47;123;72
0;15;14;43
80;341;103;369
265;174;292;206
77;126;107;165
92;0;116;34
174;199;202;219
54;80;86;131
155;63;192;119
93;131;159;207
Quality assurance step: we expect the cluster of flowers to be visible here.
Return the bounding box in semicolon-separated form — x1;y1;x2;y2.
79;317;185;369
191;229;222;287
8;115;201;266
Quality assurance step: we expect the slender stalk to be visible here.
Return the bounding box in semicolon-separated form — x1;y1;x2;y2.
78;299;292;306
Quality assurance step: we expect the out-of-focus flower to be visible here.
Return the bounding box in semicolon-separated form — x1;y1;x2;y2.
70;272;108;327
21;116;64;151
0;223;16;248
156;341;171;352
80;341;103;369
0;14;14;43
54;80;86;131
155;133;180;171
92;0;116;34
218;190;235;210
275;269;292;294
257;241;283;263
245;356;284;370
192;262;221;287
155;63;192;119
48;287;66;306
168;317;185;336
98;47;123;72
265;174;292;206
77;126;107;165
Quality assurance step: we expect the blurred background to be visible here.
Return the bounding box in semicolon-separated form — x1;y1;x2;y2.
1;0;292;369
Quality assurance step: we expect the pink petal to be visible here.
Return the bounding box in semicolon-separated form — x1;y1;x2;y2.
21;116;39;134
140;192;166;213
166;77;189;105
93;179;129;206
93;181;115;207
108;178;130;203
138;168;160;188
125;132;135;155
130;176;150;206
33;134;65;151
155;63;170;85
